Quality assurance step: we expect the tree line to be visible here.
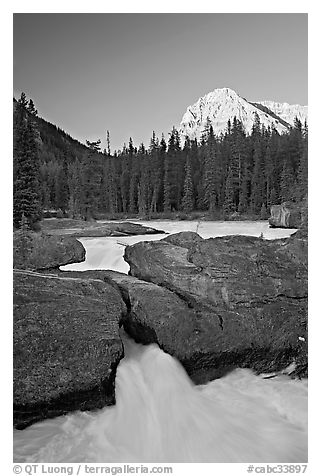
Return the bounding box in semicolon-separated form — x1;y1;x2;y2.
13;93;308;228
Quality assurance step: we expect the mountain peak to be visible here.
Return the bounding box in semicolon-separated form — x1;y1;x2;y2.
179;88;307;140
257;100;308;126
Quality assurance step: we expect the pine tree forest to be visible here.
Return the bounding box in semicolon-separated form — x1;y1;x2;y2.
13;94;308;228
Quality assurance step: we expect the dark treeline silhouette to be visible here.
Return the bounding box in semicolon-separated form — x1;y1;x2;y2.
13;94;308;228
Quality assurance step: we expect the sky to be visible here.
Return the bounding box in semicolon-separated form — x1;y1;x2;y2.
13;13;308;152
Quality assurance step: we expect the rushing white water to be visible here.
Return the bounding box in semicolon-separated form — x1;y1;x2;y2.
14;221;307;463
61;220;297;273
14;333;307;463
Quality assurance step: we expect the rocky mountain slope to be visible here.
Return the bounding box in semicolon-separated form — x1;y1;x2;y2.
257;100;308;127
179;87;307;140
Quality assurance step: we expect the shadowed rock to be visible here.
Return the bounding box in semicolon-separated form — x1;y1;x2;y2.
13;270;126;429
13;232;85;270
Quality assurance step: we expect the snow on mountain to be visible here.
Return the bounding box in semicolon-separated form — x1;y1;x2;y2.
179;88;307;141
257;100;308;127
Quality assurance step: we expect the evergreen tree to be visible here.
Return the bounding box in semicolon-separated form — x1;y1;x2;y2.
163;127;181;211
182;155;194;213
13;93;42;229
99;157;111;212
280;158;296;202
13;213;33;265
264;145;273;207
108;156;119;214
149;132;161;214
137;143;148;216
55;153;69;213
163;158;171;212
129;159;139;214
204;126;219;213
269;188;278;207
238;176;248;213
251;140;265;212
223;167;235;216
157;134;167;212
106;130;111;156
82;139;101;220
68;159;83;218
260;203;268;220
27;99;38;116
296;137;308;200
119;139;133;213
229;117;246;208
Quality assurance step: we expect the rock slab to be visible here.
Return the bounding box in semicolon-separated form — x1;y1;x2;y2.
269;197;308;229
13;232;86;270
123;233;308;380
13;270;126;428
41;219;165;238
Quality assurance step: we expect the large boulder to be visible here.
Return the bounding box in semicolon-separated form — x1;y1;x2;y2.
13;270;126;429
59;269;206;361
161;231;204;249
125;234;307;307
124;233;308;379
13;231;85;270
269;198;308;229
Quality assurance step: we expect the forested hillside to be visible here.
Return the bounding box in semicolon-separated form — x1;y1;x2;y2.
13;93;308;228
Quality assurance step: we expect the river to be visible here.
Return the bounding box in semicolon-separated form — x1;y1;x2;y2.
13;220;307;463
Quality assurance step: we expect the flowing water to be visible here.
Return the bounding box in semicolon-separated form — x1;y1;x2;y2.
13;221;307;463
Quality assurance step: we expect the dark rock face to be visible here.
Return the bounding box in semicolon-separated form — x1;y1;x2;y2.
124;233;308;380
13;232;86;270
13;270;126;429
269;197;308;229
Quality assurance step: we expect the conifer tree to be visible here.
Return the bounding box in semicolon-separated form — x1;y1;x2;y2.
99;158;111;212
137;143;148;216
82;139;101;220
223;167;235;216
269;188;278;206
13;93;42;229
280;159;296;202
163;127;181;211
55;153;69;213
129;163;138;214
296;138;308;201
251;141;265;212
68;159;83;218
157;134;167;211
182;155;194;213
265;145;273;207
238;179;248;213
229;117;247;208
13;213;33;265
106;130;111;156
108;156;119;214
260;203;268;219
119;139;133;213
163;159;171;213
149;132;161;214
204;126;219;213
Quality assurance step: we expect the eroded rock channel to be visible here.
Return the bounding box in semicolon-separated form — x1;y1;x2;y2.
13;229;307;428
